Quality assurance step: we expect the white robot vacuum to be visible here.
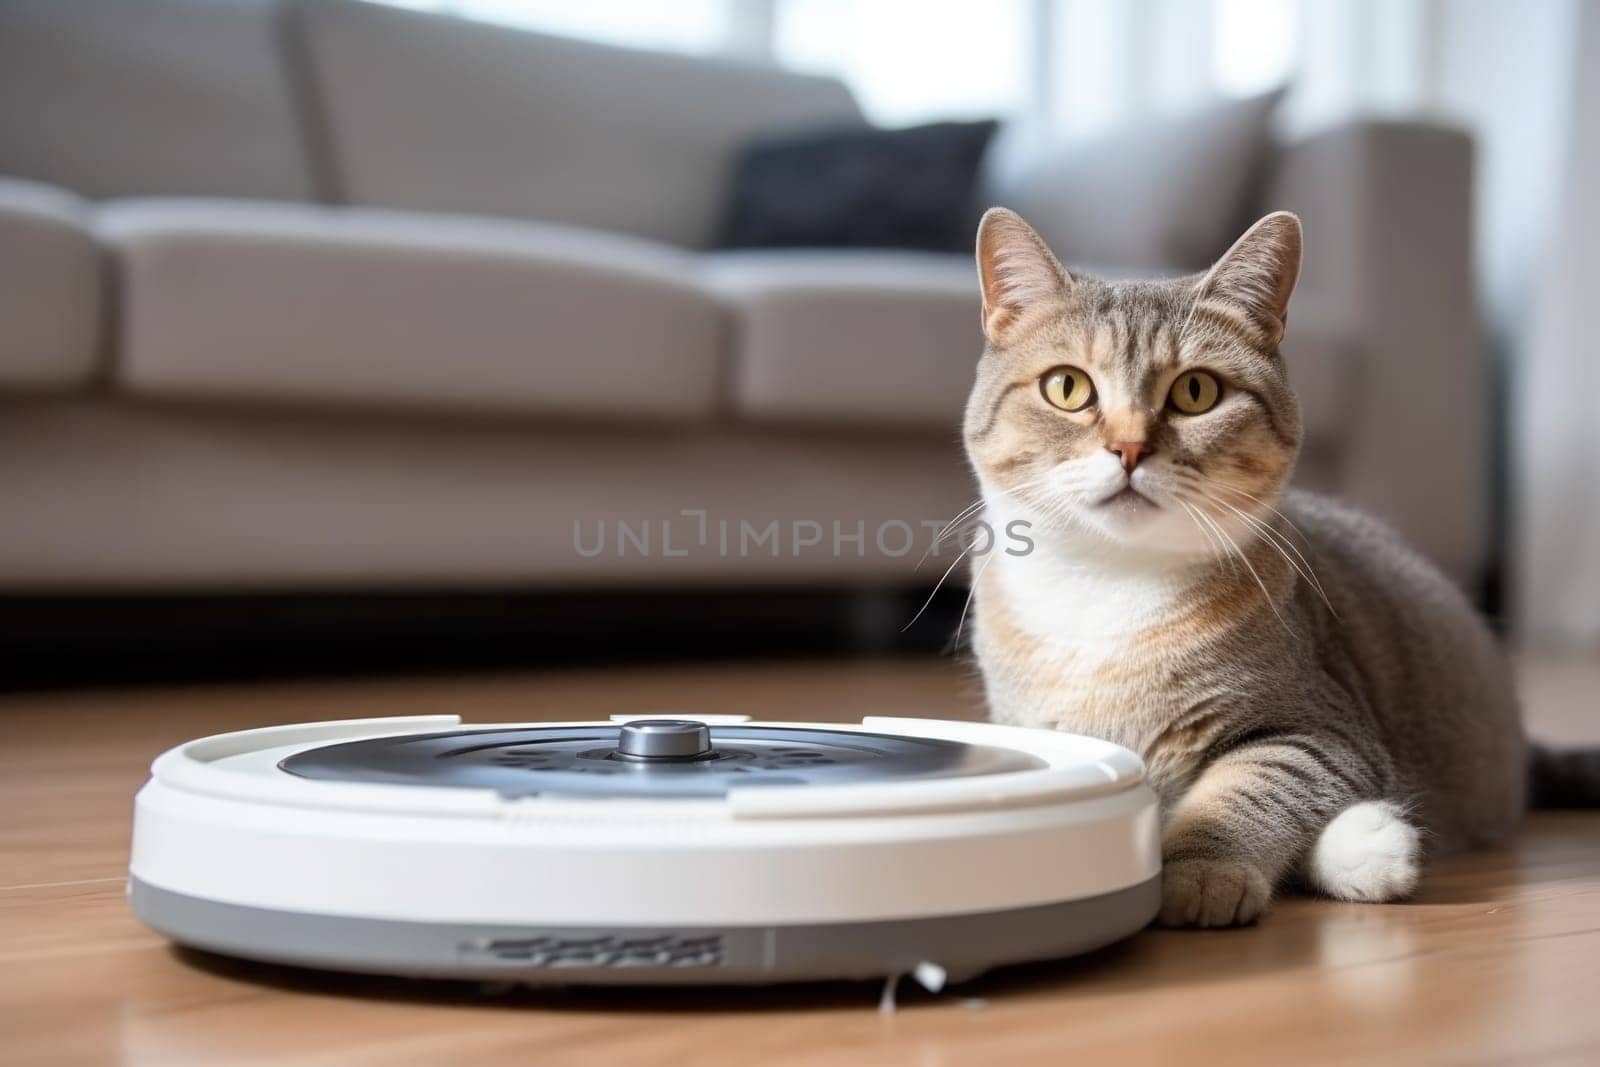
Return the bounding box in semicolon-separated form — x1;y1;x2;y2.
129;714;1160;985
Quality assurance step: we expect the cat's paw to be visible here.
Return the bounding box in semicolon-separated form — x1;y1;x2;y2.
1157;857;1273;927
1306;800;1421;902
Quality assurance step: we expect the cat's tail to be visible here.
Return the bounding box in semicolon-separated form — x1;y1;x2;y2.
1528;744;1600;808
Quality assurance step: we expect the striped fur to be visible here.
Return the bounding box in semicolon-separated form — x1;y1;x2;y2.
963;209;1525;926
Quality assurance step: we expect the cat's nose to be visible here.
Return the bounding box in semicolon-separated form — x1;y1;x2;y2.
1107;442;1152;472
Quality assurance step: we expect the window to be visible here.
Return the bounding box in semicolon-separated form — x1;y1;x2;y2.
774;0;1032;126
1212;0;1299;97
365;0;1423;138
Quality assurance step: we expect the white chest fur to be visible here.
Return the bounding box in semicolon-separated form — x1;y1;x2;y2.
973;493;1209;749
981;495;1201;650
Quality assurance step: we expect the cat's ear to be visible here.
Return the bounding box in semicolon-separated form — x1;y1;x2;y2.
976;208;1072;345
1196;211;1302;347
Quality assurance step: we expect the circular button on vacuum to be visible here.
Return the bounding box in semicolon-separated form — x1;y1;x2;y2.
615;720;713;762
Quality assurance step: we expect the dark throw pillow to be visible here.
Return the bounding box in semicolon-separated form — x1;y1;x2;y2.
718;119;1000;253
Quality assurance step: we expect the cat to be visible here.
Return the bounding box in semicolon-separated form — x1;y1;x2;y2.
960;206;1531;927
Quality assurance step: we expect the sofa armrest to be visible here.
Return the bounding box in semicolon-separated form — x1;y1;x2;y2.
1266;120;1486;587
0;177;103;391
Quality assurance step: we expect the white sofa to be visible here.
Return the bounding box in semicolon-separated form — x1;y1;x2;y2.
0;0;1488;592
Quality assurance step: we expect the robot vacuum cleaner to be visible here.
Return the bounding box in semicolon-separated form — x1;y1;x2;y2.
129;714;1160;985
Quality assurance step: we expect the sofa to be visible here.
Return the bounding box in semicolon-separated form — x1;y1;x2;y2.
0;0;1488;595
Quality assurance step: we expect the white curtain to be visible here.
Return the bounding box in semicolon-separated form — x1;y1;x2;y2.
1514;1;1600;649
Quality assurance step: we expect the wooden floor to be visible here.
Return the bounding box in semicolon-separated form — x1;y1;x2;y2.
3;656;1599;1066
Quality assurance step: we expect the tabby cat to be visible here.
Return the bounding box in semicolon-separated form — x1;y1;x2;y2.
961;207;1528;926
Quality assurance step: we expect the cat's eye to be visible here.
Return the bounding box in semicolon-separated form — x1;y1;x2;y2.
1041;366;1096;412
1168;370;1221;415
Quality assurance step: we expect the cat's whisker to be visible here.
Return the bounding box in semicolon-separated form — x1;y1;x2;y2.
1203;494;1338;617
915;511;989;572
919;470;1061;571
1188;483;1335;612
1174;498;1216;558
955;545;999;649
1170;471;1314;558
1176;498;1232;570
1177;494;1242;578
915;499;987;571
902;539;979;632
929;497;986;543
1208;481;1314;546
1234;518;1334;616
1181;495;1291;629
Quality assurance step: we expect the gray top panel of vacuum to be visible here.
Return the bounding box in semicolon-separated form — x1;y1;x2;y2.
279;720;1047;798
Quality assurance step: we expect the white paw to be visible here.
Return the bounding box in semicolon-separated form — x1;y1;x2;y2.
1307;800;1421;902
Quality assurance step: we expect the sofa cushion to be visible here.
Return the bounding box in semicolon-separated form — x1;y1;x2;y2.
986;92;1280;272
98;201;724;421
0;180;103;390
704;251;982;427
0;403;973;589
0;0;317;202
294;0;863;248
1278;301;1360;457
719;120;999;253
707;250;1357;446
